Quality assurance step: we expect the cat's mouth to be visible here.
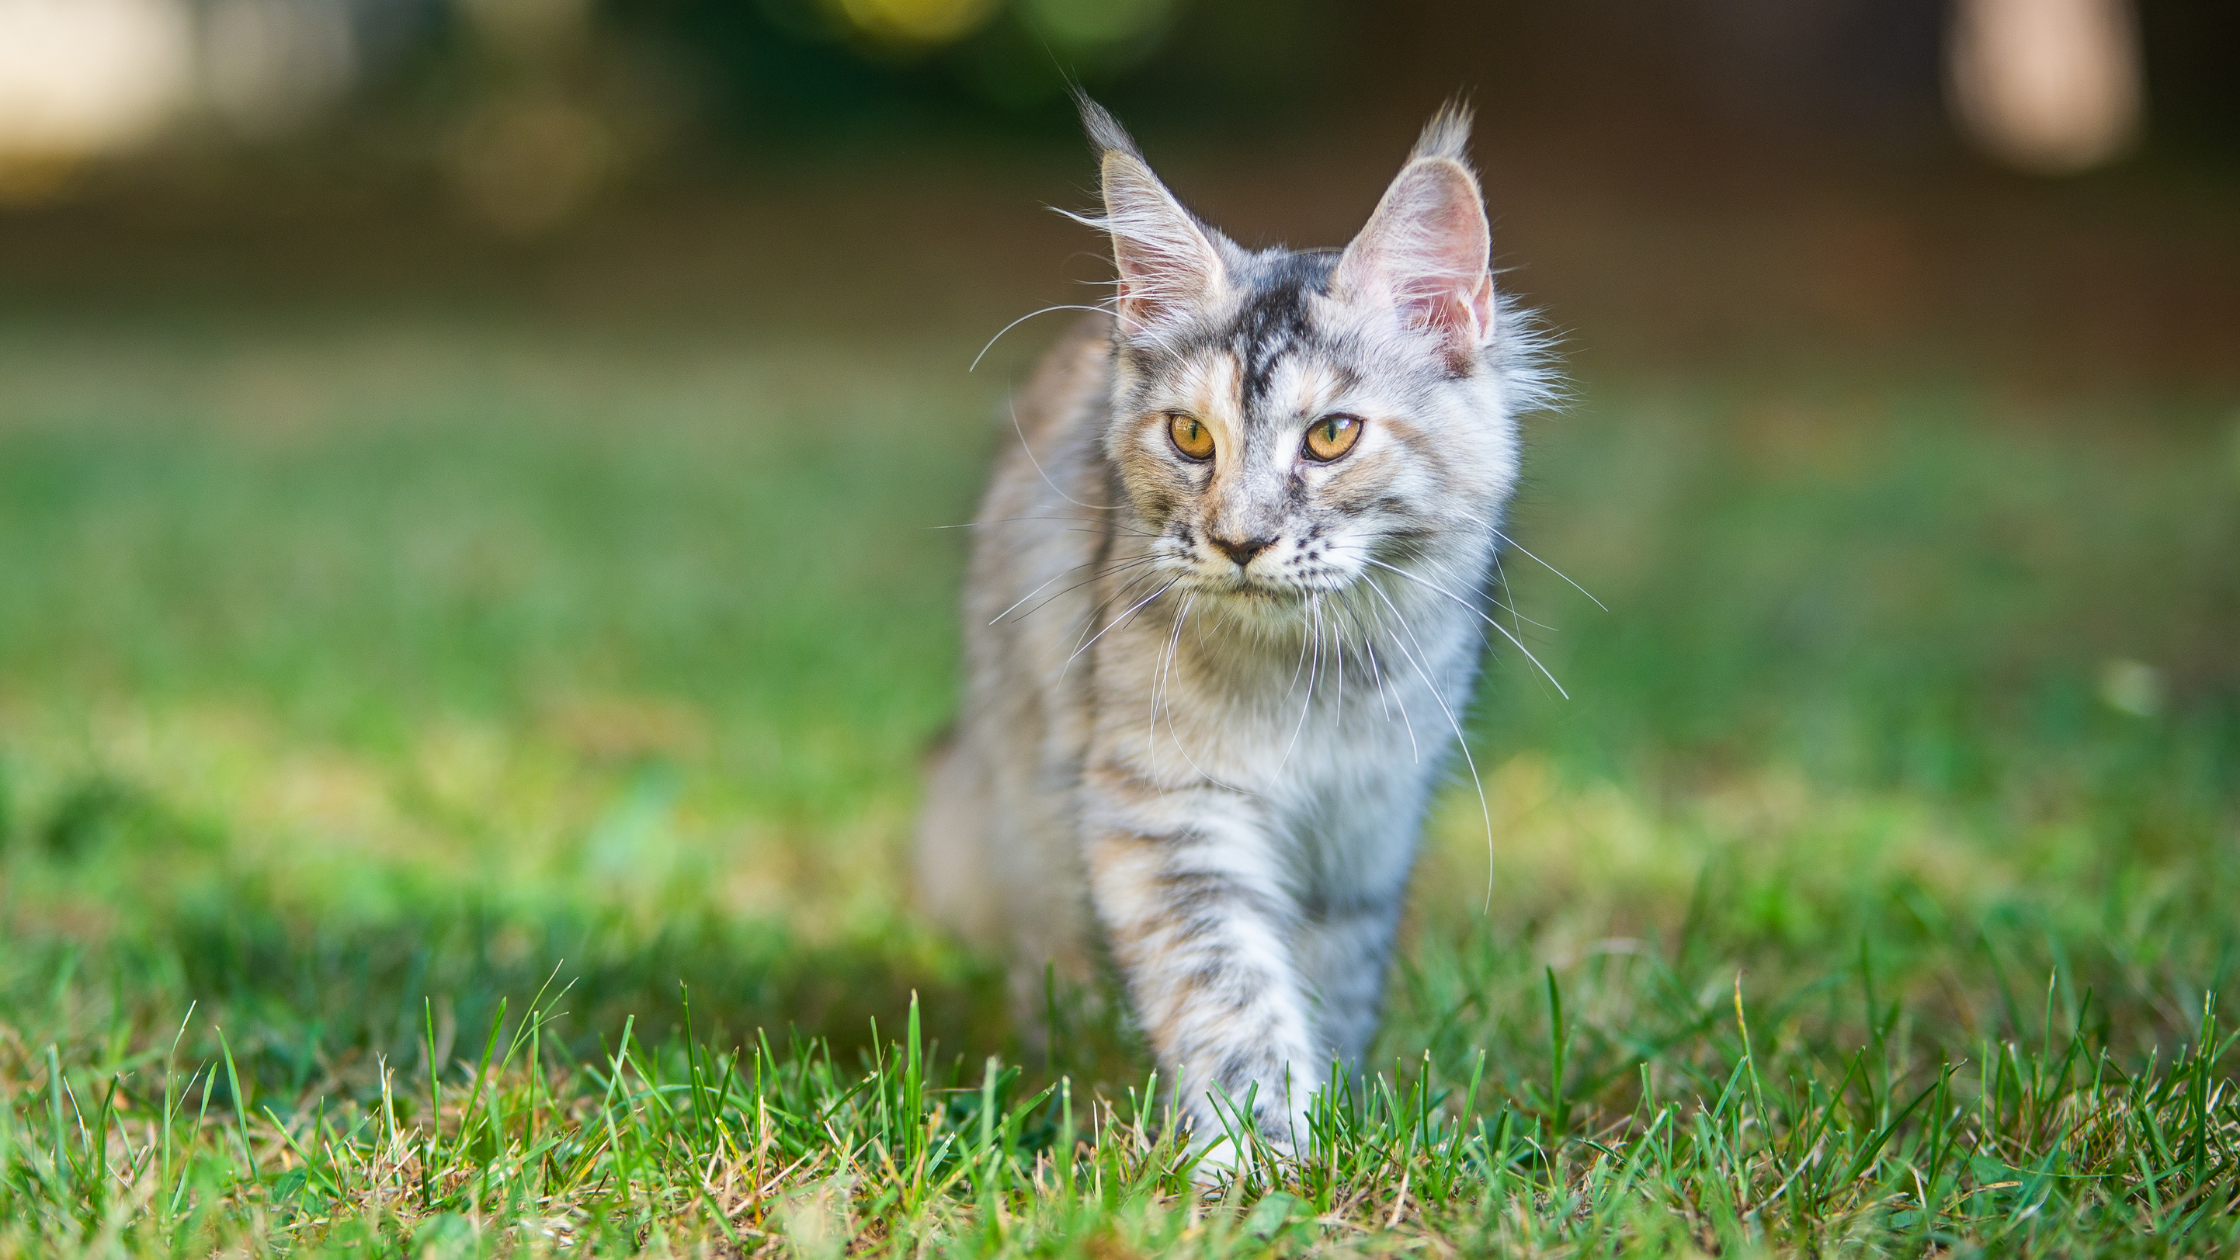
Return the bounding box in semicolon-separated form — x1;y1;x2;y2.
1161;532;1366;599
1217;574;1293;597
1169;563;1293;598
1176;564;1350;602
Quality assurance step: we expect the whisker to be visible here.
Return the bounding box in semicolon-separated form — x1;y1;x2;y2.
970;303;1114;373
1151;595;1230;786
1275;593;1324;774
1010;400;1116;511
1059;576;1180;678
1361;608;1416;761
1150;592;1185;750
1363;558;1570;700
1397;545;1553;633
1065;527;1164;541
1003;544;1164;623
1008;555;1161;627
1283;598;1317;701
1352;527;1555;626
1484;524;1605;611
1062;566;1166;660
925;516;1161;540
1363;574;1497;913
1330;591;1347;725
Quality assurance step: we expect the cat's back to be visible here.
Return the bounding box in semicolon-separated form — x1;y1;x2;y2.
1001;311;1112;458
916;312;1113;967
963;311;1117;643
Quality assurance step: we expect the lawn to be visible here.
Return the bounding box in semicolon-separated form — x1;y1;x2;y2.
0;301;2235;1256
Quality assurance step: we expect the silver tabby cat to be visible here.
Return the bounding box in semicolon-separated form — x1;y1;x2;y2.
917;98;1550;1162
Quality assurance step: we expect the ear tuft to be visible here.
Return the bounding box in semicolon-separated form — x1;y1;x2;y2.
1074;89;1144;162
1409;100;1475;167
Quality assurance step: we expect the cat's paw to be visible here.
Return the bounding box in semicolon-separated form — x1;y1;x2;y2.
1184;1108;1309;1187
1188;1132;1291;1187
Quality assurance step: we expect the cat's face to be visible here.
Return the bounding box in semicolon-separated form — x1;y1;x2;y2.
1087;104;1527;610
1107;250;1518;604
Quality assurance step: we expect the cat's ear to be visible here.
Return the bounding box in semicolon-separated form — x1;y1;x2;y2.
1077;94;1228;337
1334;104;1495;355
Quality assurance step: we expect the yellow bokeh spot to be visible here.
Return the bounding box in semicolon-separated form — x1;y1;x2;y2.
834;0;999;45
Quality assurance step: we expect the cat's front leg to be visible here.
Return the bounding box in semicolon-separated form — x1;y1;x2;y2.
1296;794;1427;1074
1082;775;1322;1162
1297;892;1406;1073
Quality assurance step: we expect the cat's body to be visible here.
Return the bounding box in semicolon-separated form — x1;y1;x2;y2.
917;100;1547;1158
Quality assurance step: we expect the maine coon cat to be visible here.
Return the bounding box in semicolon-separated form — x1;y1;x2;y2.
917;98;1550;1160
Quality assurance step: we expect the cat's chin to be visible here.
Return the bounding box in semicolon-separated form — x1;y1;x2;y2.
1177;574;1307;601
1178;576;1366;624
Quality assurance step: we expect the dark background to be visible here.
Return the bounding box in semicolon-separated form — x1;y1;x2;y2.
3;0;2234;395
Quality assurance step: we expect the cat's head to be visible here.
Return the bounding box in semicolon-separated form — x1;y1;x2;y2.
1079;98;1545;610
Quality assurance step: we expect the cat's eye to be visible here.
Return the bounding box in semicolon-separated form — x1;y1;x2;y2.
1168;413;1215;461
1303;414;1363;462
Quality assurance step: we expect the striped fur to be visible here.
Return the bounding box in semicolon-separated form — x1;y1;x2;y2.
916;99;1550;1168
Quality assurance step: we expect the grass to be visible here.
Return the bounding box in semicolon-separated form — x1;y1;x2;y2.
0;306;2236;1256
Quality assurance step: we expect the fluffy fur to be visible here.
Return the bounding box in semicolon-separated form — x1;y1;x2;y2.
917;98;1551;1165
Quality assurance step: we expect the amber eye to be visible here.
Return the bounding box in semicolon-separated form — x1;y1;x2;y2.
1303;414;1363;461
1168;413;1215;461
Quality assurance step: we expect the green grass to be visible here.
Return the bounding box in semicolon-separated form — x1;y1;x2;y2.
0;309;2236;1256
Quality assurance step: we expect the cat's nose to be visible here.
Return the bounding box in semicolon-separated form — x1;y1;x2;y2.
1209;535;1276;566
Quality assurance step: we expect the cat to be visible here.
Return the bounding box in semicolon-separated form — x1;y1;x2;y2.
916;95;1551;1165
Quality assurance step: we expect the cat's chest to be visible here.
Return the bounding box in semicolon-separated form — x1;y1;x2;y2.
1251;720;1442;890
1117;630;1465;791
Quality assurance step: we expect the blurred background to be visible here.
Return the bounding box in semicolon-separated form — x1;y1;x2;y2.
0;0;2235;1082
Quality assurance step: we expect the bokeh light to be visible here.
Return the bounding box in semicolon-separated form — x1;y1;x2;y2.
0;0;192;199
831;0;1001;46
1948;0;2143;173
